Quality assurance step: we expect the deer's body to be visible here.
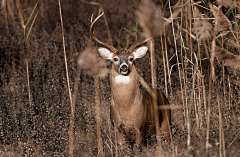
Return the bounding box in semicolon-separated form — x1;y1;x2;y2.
110;65;143;129
109;52;170;146
90;13;171;147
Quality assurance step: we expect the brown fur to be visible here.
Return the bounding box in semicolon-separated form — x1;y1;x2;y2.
110;64;171;147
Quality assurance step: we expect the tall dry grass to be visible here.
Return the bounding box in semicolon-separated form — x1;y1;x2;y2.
1;0;240;156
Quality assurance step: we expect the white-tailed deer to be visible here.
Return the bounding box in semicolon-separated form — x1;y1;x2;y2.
90;13;171;148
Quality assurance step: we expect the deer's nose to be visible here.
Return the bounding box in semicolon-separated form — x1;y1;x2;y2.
121;65;128;72
119;64;129;75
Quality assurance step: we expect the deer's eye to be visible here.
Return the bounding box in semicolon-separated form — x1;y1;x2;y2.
114;58;118;62
129;57;133;62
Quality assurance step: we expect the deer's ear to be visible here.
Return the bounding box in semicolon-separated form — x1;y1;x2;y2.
98;47;113;60
133;46;148;59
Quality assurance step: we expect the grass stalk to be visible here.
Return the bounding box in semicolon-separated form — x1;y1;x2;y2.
94;76;104;157
69;67;81;156
206;74;211;156
178;28;188;127
164;33;172;95
228;76;231;109
88;2;112;44
160;36;168;97
206;34;216;155
187;54;198;153
217;84;226;157
26;58;31;111
197;74;203;129
223;66;225;101
107;115;113;157
58;0;72;106
159;38;174;154
17;2;38;112
57;0;74;156
99;5;112;44
16;3;38;155
169;1;185;129
2;0;9;34
148;37;162;156
217;90;222;157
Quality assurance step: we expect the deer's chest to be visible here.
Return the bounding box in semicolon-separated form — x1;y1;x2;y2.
111;75;137;100
114;75;130;84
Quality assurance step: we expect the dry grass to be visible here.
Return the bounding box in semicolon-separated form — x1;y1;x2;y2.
1;0;240;156
77;40;109;156
136;0;164;155
212;5;232;38
192;7;212;41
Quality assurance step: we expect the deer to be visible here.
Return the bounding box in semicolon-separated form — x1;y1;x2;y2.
90;13;171;148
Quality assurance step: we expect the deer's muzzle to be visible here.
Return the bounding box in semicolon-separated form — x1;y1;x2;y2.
120;64;129;75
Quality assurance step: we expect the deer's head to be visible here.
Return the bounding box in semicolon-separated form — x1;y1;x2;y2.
90;13;149;76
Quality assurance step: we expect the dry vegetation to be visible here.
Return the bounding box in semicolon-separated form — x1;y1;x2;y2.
0;0;240;156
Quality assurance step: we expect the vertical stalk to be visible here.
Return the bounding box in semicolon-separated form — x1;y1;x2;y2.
69;68;81;156
26;57;32;112
169;1;185;129
187;54;198;153
149;38;162;156
160;36;168;97
222;125;226;157
223;66;225;101
202;40;208;117
94;76;104;157
99;5;112;44
58;0;74;156
217;91;222;157
207;36;216;155
58;0;72;106
206;71;212;156
217;84;226;157
164;33;172;95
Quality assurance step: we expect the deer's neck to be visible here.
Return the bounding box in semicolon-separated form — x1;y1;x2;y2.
110;65;141;111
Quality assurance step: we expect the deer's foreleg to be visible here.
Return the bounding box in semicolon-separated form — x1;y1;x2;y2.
110;103;126;145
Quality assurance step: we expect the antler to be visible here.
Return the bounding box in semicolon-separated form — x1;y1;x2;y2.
128;37;151;53
90;12;117;53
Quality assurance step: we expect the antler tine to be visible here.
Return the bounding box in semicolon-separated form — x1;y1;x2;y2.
90;12;117;53
128;37;151;53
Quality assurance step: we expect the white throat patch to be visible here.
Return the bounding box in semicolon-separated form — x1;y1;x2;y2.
115;75;130;84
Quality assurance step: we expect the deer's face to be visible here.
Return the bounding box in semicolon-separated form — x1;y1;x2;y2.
98;46;148;76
